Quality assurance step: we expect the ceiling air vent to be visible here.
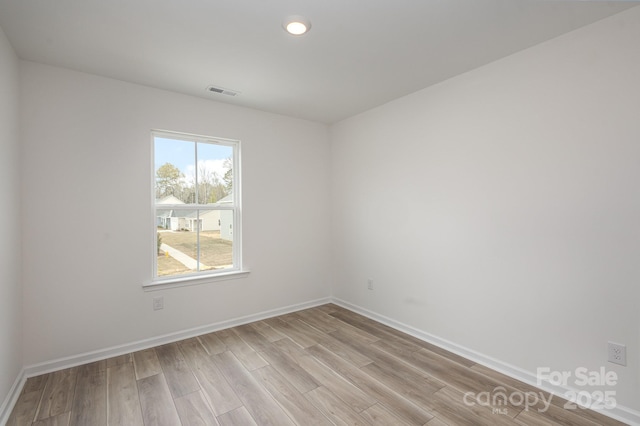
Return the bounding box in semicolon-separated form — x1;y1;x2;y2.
206;85;240;97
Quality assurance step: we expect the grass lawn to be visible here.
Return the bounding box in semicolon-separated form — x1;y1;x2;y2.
158;230;233;276
157;252;191;276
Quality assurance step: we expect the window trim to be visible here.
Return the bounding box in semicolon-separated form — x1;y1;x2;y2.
146;129;247;289
143;270;250;291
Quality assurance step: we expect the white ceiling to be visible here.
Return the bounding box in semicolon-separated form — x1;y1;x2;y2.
0;1;636;123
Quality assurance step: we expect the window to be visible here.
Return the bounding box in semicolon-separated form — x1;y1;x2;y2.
150;130;244;286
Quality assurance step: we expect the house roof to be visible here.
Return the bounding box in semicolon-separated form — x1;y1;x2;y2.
157;209;220;219
156;209;173;218
217;194;233;204
156;195;185;205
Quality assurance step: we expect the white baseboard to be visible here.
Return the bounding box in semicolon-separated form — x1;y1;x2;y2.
332;298;640;426
22;297;330;378
0;369;26;426
1;297;329;421
5;296;639;425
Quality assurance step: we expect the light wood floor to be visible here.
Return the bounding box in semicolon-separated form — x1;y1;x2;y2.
7;304;626;426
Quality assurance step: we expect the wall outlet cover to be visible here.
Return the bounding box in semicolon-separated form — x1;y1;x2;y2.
608;342;626;366
153;296;164;311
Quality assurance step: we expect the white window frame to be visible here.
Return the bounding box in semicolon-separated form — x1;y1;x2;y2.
145;130;248;290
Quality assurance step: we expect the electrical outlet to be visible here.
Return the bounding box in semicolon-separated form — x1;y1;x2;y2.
367;279;374;290
153;296;164;311
608;342;626;366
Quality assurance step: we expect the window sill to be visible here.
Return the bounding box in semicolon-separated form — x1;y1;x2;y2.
143;270;250;291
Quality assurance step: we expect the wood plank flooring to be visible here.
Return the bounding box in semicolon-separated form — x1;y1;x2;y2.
7;304;627;425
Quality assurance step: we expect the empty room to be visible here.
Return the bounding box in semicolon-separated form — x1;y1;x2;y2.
1;1;639;425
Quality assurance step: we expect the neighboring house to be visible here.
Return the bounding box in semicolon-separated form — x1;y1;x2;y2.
218;194;233;241
156;195;184;229
156;195;223;232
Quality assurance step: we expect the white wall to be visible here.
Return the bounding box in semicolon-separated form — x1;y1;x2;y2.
331;7;640;413
0;24;22;409
20;62;331;365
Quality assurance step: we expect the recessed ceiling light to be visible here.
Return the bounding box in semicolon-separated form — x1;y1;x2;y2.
283;16;311;36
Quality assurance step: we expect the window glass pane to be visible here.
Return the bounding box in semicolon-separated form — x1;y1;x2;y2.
156;210;233;277
197;142;233;204
155;137;194;203
199;210;234;271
